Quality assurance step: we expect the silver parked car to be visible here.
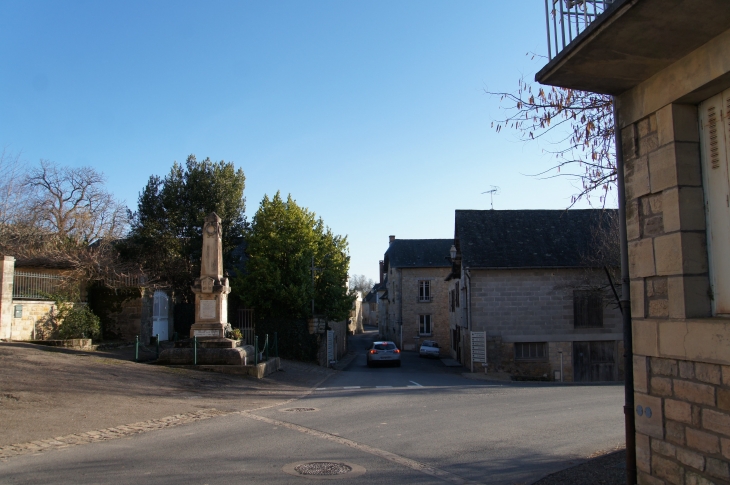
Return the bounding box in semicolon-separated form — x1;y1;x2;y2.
419;340;440;358
367;341;401;367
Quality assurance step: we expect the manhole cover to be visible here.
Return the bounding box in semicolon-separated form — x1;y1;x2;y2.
295;462;351;476
283;460;366;480
281;407;319;413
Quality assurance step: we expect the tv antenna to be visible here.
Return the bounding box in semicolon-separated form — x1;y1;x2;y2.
481;186;500;210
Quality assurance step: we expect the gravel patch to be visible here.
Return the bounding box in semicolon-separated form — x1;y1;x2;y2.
532;449;626;485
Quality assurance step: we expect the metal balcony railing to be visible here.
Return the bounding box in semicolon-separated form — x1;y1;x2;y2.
545;0;616;60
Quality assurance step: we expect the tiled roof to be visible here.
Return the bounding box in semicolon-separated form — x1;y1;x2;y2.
384;239;453;268
455;209;618;268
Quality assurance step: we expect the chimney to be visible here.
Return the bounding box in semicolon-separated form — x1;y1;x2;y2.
389;235;396;245
379;260;384;284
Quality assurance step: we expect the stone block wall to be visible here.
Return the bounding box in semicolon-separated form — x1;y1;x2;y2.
0;256;15;340
399;267;451;355
622;104;712;323
622;102;730;485
634;356;730;485
469;268;622;338
9;300;55;340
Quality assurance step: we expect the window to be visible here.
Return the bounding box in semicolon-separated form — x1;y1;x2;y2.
418;280;432;302
699;89;730;315
573;290;603;328
449;290;455;312
515;342;547;361
419;315;432;335
455;282;460;307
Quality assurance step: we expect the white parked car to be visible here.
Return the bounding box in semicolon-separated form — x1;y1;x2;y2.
419;340;440;358
367;341;401;367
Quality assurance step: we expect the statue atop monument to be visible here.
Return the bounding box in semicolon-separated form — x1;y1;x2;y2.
189;212;231;339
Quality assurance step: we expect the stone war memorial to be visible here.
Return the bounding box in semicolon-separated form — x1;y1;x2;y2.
159;213;278;377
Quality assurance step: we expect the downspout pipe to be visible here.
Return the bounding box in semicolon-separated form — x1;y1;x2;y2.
614;98;636;485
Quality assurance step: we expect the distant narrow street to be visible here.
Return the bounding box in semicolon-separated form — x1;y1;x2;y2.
1;329;625;485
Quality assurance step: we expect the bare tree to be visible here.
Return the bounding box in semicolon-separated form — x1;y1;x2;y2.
0;159;139;288
349;274;375;296
0;148;31;227
487;71;615;207
24;160;128;244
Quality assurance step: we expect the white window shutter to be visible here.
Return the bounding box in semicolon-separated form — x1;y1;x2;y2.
699;90;730;314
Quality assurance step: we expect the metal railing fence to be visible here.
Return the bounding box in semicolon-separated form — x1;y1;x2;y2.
13;271;63;300
545;0;616;60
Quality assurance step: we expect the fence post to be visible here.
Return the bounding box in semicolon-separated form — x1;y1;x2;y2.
135;335;139;362
265;334;269;361
156;334;160;359
254;336;259;365
274;332;278;358
194;336;197;365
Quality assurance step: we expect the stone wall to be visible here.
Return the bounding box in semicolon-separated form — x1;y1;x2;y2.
469;268;622;339
460;268;623;381
399;267;451;355
8;300;55;340
634;356;730;485
619;76;730;483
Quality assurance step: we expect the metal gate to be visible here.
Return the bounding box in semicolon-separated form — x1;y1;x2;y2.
573;341;617;382
237;309;254;346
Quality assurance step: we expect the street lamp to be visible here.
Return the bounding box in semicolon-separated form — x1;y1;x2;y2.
450;245;457;261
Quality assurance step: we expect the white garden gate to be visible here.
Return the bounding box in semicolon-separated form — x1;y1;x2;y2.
152;290;169;341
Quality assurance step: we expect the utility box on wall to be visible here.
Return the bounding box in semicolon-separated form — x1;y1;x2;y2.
13;305;22;318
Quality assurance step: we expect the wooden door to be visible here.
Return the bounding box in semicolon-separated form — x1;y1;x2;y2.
573;341;616;382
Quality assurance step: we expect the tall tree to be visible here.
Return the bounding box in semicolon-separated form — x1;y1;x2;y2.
123;155;246;300
234;192;352;322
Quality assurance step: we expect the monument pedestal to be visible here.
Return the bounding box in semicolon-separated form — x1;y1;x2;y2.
156;212;251;367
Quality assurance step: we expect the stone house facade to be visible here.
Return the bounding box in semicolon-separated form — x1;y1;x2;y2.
380;237;452;355
536;1;730;483
447;210;622;381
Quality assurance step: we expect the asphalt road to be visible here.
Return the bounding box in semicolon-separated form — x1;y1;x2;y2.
1;328;625;485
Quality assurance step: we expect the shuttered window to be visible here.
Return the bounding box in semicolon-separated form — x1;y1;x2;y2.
573;290;603;328
699;90;730;315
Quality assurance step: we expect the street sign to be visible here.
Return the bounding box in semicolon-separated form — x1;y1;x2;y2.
470;331;487;373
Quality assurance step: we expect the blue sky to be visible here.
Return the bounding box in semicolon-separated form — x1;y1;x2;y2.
0;1;612;282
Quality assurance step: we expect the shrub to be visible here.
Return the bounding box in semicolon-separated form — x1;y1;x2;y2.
57;304;101;340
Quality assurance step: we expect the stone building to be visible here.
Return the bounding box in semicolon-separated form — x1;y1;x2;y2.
380;236;452;355
536;1;730;483
447;210;622;381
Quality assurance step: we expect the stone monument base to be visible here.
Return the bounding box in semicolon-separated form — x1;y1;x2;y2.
158;339;255;365
189;322;227;339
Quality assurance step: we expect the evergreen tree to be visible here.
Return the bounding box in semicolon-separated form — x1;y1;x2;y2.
123;155;246;300
234;192;352;322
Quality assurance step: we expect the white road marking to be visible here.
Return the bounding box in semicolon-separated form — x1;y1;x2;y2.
343;386;361;389
376;386;393;388
409;381;423;387
242;411;482;485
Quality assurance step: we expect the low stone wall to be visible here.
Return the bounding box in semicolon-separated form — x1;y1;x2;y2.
27;339;93;350
167;358;281;379
8;300;54;341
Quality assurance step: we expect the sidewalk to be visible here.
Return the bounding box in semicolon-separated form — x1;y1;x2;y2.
0;342;336;453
